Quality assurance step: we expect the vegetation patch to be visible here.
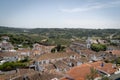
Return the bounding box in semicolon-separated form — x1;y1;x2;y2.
0;62;27;71
51;44;66;53
0;57;30;71
91;43;107;52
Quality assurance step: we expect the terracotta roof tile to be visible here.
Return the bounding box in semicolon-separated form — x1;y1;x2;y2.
63;61;116;80
108;50;120;56
37;49;76;60
81;49;96;54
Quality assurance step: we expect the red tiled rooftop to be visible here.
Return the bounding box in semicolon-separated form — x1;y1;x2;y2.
107;50;120;56
62;61;116;80
81;49;96;54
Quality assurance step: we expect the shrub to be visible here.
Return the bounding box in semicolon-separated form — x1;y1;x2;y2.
91;43;106;52
0;62;26;71
51;44;66;53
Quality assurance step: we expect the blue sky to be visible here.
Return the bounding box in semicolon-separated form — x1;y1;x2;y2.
0;0;120;29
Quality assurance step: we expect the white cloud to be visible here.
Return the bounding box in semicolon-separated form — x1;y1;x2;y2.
60;0;120;13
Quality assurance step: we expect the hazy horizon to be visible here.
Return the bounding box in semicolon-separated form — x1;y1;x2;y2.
0;0;120;29
0;26;120;30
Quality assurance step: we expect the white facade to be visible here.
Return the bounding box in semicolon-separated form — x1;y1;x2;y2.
86;37;92;48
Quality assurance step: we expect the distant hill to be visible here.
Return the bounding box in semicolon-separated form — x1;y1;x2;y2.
0;26;120;46
0;26;26;33
0;26;120;38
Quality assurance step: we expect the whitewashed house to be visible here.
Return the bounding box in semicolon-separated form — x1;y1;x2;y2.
0;40;14;51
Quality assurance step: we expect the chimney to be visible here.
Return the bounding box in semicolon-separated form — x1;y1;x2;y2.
101;62;104;67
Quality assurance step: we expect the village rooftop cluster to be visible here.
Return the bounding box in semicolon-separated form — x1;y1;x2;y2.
0;35;120;80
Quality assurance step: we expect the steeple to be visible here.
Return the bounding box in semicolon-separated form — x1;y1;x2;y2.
86;37;91;49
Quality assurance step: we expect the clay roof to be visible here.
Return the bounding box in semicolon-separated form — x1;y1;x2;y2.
67;64;91;80
17;49;31;53
62;61;116;80
0;68;64;80
32;50;40;54
61;77;84;80
37;49;76;60
91;62;116;74
0;52;17;58
107;50;120;56
81;49;96;55
34;44;55;49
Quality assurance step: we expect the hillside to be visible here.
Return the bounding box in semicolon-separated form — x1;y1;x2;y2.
0;26;120;46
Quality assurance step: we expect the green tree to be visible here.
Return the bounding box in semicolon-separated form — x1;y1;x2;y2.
91;43;106;52
101;75;110;80
51;44;66;53
0;62;27;71
86;67;97;80
51;48;56;53
56;44;61;52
